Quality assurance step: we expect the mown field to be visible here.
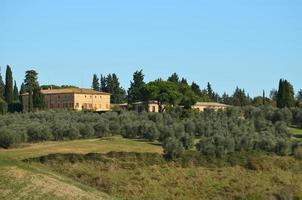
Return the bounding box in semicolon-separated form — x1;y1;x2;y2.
0;136;161;200
1;135;302;200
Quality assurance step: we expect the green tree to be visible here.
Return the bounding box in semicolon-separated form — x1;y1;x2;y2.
13;81;19;101
24;70;41;111
167;73;179;83
33;87;45;110
141;80;181;111
100;74;107;92
0;67;4;99
232;87;250;106
4;65;13;104
92;74;100;91
127;70;145;103
0;98;8;115
191;82;202;96
277;79;295;108
106;73;125;103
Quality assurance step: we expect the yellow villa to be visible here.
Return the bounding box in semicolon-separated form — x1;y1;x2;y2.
22;88;111;112
192;102;230;112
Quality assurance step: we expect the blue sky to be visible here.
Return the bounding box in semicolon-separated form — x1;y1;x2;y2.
0;0;301;97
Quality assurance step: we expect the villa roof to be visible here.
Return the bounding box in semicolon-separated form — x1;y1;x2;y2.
193;102;230;107
22;88;111;95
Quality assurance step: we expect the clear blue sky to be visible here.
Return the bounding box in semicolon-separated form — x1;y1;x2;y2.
0;0;301;97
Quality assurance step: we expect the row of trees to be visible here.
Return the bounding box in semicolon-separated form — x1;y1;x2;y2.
92;70;301;109
0;66;22;114
0;107;301;159
0;66;45;114
92;73;126;103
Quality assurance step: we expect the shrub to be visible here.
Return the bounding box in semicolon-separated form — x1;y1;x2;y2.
163;137;185;160
27;124;52;142
79;123;95;138
94;120;110;137
64;125;80;140
0;128;21;148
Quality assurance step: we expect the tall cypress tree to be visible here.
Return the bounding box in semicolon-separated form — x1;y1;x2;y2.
277;79;285;108
0;67;4;99
24;70;41;111
100;74;107;92
262;90;265;105
92;74;100;91
277;79;295;108
13;81;19;101
127;70;145;103
4;65;13;104
106;73;125;103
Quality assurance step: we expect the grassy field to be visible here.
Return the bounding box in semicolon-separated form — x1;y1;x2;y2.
1;136;302;200
0;136;162;200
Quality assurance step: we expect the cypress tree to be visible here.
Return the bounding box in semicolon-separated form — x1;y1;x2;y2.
92;74;100;91
262;90;265;105
167;73;179;83
4;65;13;104
277;79;285;108
24;70;40;111
100;74;107;92
277;79;294;108
0;67;4;99
13;81;19;101
127;70;145;103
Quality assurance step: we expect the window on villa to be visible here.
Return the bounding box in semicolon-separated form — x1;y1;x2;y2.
76;103;79;108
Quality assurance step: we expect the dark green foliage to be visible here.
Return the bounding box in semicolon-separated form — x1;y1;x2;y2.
232;87;250;106
8;101;23;113
4;65;13;104
40;85;78;89
167;73;179;83
32;87;45;110
92;74;100;91
13;81;19;101
127;70;145;103
277;79;295;108
98;73;125;103
24;70;39;111
100;74;107;92
0;98;8;115
0;67;4;99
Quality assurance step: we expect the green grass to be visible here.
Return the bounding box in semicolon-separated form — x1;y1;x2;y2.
289;127;302;143
0;136;162;200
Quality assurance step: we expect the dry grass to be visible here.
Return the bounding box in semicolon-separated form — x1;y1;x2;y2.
0;166;109;200
0;136;163;160
0;136;162;200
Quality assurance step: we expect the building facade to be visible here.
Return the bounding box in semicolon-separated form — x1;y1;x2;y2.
22;88;111;112
192;102;230;112
132;100;160;112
